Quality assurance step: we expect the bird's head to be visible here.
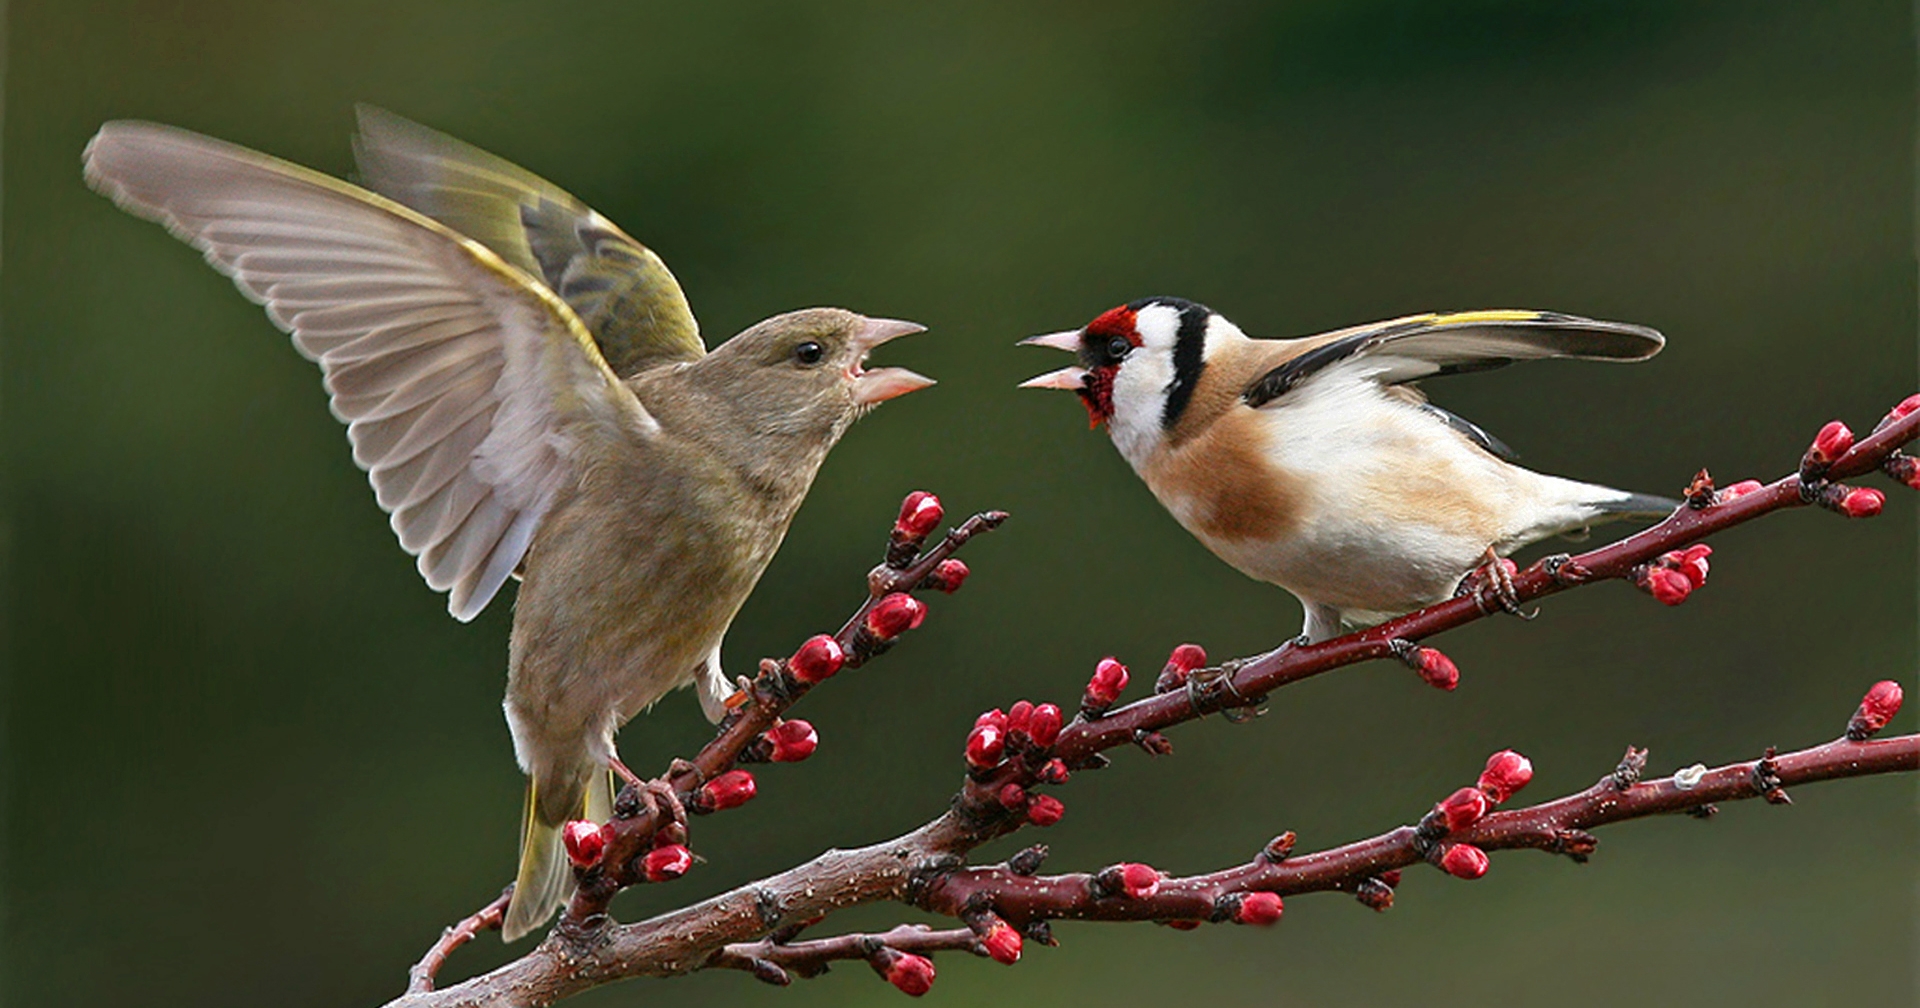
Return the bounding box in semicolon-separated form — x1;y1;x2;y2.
1019;297;1232;451
688;307;933;444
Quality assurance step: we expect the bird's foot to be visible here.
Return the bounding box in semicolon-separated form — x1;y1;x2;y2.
609;755;647;789
1460;547;1536;620
1185;661;1269;723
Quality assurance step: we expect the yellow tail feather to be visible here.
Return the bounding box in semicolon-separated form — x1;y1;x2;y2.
501;769;614;943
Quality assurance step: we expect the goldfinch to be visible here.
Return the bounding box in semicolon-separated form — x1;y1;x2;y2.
84;109;933;940
1021;298;1673;643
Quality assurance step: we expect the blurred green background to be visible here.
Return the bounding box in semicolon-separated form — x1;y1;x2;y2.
4;2;1914;1006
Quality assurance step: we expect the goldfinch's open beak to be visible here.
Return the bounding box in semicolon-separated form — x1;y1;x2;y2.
1019;330;1082;352
850;316;935;405
1019;366;1090;390
1018;329;1087;389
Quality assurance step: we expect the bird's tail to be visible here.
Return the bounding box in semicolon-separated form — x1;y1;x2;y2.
502;768;613;943
1591;490;1682;520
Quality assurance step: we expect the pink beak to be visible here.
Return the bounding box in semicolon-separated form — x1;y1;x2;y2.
1017;329;1087;390
849;316;935;406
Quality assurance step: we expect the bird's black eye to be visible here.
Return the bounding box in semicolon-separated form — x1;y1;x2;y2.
1105;335;1133;361
793;341;824;365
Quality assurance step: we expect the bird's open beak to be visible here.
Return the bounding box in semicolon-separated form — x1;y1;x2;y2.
1018;329;1088;390
850;316;935;405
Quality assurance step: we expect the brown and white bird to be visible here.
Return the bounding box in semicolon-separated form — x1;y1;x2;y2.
1020;298;1673;643
84;109;933;940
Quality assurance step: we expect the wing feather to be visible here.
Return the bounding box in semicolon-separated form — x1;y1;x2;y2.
1244;310;1664;408
352;106;705;376
84;120;654;621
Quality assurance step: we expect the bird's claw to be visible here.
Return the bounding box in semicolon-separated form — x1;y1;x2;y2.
1462;548;1536;620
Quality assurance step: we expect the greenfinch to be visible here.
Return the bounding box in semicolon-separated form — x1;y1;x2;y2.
84;110;933;939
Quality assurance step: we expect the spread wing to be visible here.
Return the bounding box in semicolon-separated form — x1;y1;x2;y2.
352;106;704;377
84;121;657;621
1243;310;1665;409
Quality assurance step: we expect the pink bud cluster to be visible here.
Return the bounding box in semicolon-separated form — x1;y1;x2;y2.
1431;749;1534;881
1718;479;1766;503
963;698;1069;824
1848;680;1904;740
1635;544;1712;606
560;818;693;883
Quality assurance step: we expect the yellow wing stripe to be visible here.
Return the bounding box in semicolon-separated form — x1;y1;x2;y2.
1425;309;1547;326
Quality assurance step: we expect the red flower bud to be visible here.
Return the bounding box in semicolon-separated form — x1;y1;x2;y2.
1438;786;1489;832
981;920;1023;964
1038;757;1070;784
1720;479;1765;502
880;951;936;996
1849;679;1904;738
1639;565;1693;606
1889;393;1920;423
929;558;969;594
1379;869;1402;887
1415;647;1459;691
1028;704;1064;749
1086;657;1130;706
1478;750;1534;803
1169;643;1207;672
1006;700;1033;738
1026;793;1065;826
1839;487;1885;518
788;634;844;684
866;593;927;639
974;707;1007;731
1674;543;1712;589
965;722;1006;769
642;843;693;882
1809;420;1855;465
767;719;818;763
561;820;607;868
997;782;1028;808
1117;863;1162;899
1440;843;1490;879
698;769;757;811
1234;891;1284;926
895;491;944;539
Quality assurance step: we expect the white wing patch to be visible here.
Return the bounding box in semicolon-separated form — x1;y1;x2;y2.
84;122;653;621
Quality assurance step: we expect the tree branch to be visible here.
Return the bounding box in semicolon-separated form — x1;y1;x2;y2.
383;396;1918;1007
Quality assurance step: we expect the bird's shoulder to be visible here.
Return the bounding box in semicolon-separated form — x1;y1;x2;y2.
1163;336;1316;446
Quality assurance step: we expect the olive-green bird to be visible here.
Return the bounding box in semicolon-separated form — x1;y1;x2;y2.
83;108;934;940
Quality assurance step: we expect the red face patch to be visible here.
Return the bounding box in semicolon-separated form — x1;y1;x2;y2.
1084;305;1141;348
1075;305;1140;427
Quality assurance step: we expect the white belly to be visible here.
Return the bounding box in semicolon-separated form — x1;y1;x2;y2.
1138;376;1599;624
